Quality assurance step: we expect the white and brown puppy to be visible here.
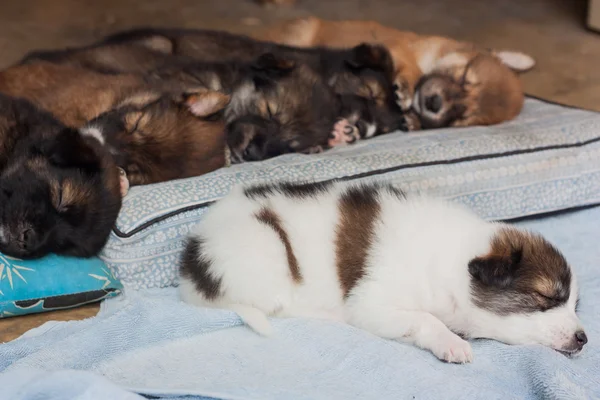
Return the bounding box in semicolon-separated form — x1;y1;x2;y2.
179;181;586;363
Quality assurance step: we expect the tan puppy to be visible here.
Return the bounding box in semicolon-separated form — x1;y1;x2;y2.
255;17;535;129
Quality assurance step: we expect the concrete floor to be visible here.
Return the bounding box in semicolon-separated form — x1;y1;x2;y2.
1;0;599;341
1;0;599;110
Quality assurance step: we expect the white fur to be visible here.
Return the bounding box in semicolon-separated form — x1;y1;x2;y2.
224;82;260;123
417;41;444;74
412;90;421;113
364;123;377;138
79;126;105;145
433;52;469;70
494;50;536;72
180;182;582;363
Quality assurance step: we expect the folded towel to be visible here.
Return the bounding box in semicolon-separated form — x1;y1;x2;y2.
0;369;143;400
1;206;600;400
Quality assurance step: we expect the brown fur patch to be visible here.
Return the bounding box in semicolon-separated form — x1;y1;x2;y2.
255;207;302;283
335;185;381;297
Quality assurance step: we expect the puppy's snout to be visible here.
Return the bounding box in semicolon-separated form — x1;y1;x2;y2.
575;330;588;349
16;227;37;254
424;94;442;114
20;228;35;250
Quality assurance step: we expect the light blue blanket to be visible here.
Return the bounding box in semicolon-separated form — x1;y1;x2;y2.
1;206;600;400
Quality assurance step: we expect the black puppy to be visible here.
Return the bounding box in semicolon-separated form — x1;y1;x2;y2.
0;93;122;259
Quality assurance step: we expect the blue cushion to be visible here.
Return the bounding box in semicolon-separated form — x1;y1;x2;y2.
0;254;122;318
101;98;600;289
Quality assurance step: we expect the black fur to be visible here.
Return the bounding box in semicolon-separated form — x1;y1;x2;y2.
468;249;523;289
180;236;222;300
0;93;122;259
244;181;334;199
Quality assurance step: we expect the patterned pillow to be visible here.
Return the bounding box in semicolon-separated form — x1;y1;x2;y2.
101;98;600;289
0;254;122;318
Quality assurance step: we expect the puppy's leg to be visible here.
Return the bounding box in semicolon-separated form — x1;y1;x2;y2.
390;51;423;111
403;110;422;132
350;309;473;363
302;145;324;154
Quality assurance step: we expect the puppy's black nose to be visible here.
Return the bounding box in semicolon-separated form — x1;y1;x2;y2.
575;331;588;348
424;94;443;114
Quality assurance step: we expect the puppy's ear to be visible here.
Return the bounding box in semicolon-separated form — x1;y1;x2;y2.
492;50;535;73
182;91;231;117
40;129;102;172
251;53;296;86
346;43;393;73
468;247;523;289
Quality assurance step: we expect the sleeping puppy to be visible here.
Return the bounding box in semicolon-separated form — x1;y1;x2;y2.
255;17;536;129
0;93;122;259
21;39;402;159
18;51;338;162
179;181;586;363
150;54;340;162
0;62;229;185
95;28;407;142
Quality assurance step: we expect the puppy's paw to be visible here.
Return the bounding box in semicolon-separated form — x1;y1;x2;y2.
430;332;473;364
118;167;130;197
329;119;360;147
394;78;413;111
303;145;324;154
404;111;422;132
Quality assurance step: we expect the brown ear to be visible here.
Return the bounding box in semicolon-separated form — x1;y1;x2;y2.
346;43;393;72
251;53;296;87
184;91;231;117
40;129;102;173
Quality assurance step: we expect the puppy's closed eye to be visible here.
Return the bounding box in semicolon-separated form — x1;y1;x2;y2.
124;111;150;134
51;179;90;214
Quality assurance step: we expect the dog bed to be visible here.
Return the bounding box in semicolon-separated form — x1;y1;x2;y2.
101;97;600;289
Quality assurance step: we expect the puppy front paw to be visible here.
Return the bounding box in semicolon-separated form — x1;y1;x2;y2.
430;332;473;364
394;78;413;111
404;111;422;132
118;167;130;197
329;119;360;147
303;145;324;154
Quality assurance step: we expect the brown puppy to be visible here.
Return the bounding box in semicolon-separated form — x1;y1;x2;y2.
0;62;229;186
254;17;536;129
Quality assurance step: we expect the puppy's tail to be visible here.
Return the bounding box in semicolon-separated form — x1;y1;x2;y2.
229;304;273;337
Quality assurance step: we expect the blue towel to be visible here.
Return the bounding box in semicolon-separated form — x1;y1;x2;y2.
2;206;600;400
0;369;144;400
